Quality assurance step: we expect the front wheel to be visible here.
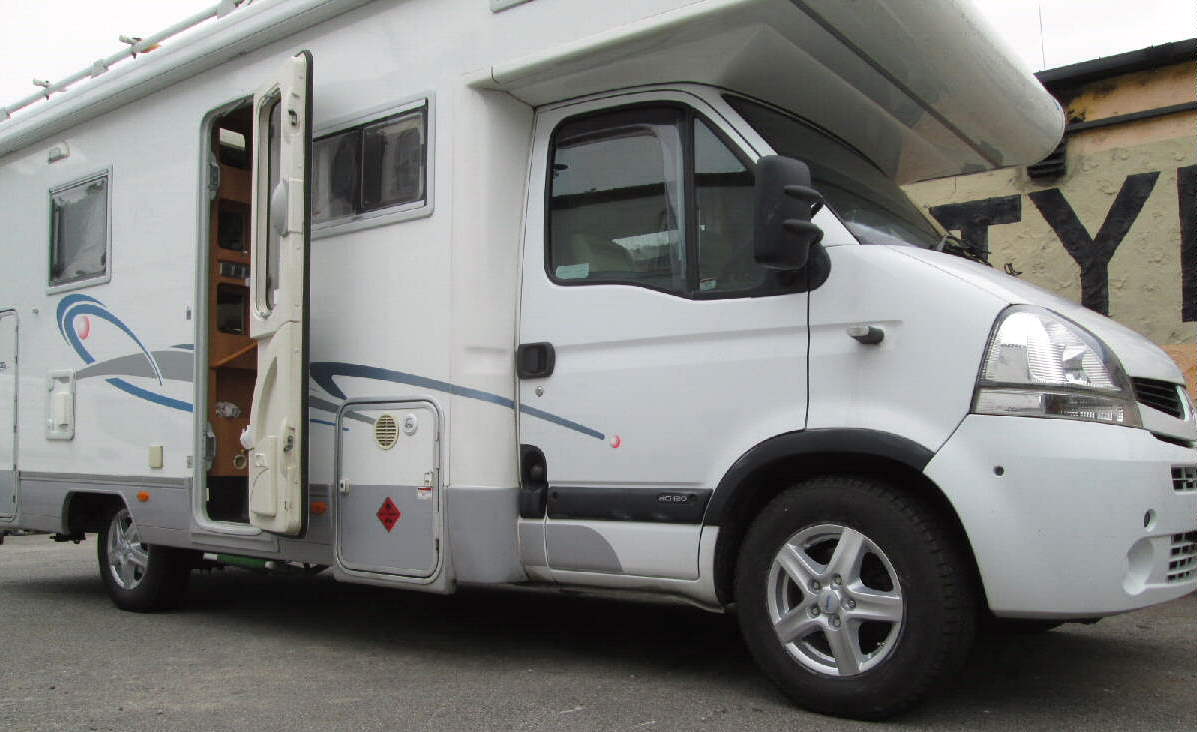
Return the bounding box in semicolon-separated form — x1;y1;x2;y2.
735;476;977;720
98;505;191;612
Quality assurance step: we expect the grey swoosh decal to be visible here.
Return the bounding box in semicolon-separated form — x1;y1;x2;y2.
75;350;194;382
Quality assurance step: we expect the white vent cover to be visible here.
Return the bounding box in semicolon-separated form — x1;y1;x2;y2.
374;414;399;450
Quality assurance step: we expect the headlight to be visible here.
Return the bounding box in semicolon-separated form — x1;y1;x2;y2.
972;306;1141;428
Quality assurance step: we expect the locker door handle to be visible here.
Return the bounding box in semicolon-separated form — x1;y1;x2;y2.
516;342;556;379
338;479;351;496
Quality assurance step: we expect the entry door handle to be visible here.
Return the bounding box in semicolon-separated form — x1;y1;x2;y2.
516;342;556;379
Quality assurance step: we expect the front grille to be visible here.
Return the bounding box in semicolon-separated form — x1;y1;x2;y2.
1132;378;1185;419
1174;466;1197;493
1168;532;1197;583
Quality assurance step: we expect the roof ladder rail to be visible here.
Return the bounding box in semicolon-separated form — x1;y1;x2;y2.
0;0;251;121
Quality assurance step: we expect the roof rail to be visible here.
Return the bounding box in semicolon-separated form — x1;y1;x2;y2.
0;0;252;121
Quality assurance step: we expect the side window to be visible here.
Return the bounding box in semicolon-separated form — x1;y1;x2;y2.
263;97;282;311
548;107;687;294
694;119;761;293
546;106;773;298
49;171;110;290
312;105;427;225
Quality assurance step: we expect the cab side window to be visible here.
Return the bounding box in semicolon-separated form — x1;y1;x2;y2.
694;119;760;293
548;107;687;294
547;105;779;298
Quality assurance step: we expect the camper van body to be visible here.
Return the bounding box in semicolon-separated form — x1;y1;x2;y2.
1;0;1195;719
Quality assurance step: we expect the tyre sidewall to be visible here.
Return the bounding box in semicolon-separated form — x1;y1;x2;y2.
97;506;189;612
735;478;972;719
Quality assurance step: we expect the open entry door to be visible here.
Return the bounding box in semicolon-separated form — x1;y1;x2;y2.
245;51;312;536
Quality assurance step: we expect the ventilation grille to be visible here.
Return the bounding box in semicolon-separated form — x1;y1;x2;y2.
374;414;399;450
1132;378;1185;419
1167;531;1197;583
1027;140;1067;181
1173;466;1197;493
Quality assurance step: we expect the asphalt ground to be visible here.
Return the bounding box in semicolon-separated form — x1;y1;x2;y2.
1;533;1194;731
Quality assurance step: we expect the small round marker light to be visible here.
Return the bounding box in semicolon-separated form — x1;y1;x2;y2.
136;491;150;503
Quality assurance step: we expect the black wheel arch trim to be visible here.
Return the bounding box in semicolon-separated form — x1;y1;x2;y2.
702;428;936;527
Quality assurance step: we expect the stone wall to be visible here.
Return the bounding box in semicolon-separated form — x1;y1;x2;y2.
905;61;1196;389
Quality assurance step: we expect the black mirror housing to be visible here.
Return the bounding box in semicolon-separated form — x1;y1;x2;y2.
753;155;825;270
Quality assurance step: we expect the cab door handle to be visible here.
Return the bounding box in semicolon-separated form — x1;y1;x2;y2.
516;342;556;379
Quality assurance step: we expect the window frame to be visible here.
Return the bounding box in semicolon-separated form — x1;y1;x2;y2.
310;95;434;239
46;168;113;294
543;102;801;301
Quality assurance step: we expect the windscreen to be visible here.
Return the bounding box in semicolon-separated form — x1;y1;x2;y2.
727;97;941;249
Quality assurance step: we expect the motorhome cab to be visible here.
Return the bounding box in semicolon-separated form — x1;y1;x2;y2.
1;0;1194;719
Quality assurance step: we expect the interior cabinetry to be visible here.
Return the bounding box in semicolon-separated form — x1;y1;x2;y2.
206;106;255;522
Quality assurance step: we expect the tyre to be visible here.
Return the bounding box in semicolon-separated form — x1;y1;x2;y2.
97;505;191;612
734;476;977;720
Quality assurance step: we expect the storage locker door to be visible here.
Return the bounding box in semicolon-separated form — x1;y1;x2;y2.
336;402;440;577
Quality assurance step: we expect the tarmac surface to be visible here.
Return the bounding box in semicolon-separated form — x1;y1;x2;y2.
1;532;1194;731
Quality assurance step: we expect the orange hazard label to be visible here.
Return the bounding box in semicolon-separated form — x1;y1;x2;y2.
377;497;401;532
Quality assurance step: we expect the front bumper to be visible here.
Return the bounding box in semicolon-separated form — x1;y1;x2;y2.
925;415;1197;618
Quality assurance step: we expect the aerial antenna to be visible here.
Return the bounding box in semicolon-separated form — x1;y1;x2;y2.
1037;2;1047;69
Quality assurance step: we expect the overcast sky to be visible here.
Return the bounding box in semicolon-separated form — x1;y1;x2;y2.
0;0;1193;112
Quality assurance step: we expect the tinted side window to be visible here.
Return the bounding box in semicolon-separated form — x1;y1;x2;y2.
49;172;109;289
545;105;796;299
312;130;358;222
694;119;760;293
264;98;282;310
312;105;428;226
548;107;687;294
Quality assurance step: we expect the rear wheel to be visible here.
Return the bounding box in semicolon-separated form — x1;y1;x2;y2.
735;476;976;720
98;506;191;612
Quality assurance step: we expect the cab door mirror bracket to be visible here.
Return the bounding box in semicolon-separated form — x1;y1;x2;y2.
753;155;825;271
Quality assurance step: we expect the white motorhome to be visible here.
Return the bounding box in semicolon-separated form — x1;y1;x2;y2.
1;0;1194;719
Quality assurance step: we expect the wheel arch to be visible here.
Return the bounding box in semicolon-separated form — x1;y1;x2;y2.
63;490;126;537
705;429;981;607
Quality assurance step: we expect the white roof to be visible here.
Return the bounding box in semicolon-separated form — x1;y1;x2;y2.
471;0;1064;182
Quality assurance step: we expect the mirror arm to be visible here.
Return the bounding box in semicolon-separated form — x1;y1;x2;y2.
783;184;824;217
782;219;824;246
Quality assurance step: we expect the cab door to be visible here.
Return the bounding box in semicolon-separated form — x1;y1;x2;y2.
517;93;809;580
246;51;312;536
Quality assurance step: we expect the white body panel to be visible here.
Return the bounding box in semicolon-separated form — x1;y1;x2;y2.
927;415;1197;617
1;0;1192;624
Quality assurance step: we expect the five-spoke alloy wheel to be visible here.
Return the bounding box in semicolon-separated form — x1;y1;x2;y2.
735;476;976;720
767;523;904;677
97;504;192;612
105;508;151;591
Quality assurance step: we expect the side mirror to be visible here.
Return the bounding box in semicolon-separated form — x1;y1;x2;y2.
753;155;825;270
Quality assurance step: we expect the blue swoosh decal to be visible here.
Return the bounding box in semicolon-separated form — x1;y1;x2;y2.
57;294;163;383
54;297;605;438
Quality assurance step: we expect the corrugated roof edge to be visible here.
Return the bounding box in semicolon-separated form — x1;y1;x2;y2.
1036;38;1197;91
